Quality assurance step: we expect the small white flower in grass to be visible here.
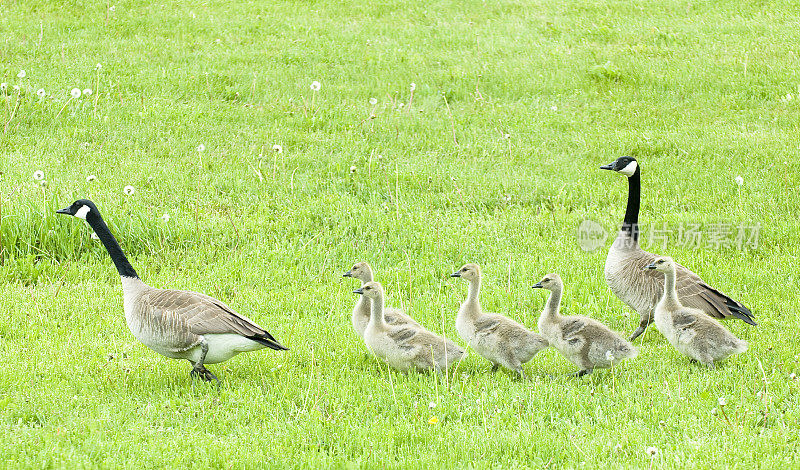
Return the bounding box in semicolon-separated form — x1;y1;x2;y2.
86;175;97;182
310;80;321;91
550;105;558;112
428;402;437;409
398;102;404;108
71;88;81;99
96;63;103;70
645;446;658;457
109;5;115;12
790;373;797;380
33;170;45;181
161;213;170;222
614;444;623;452
659;420;665;427
349;165;357;174
605;350;615;361
711;407;718;415
272;144;283;153
91;232;100;240
123;185;136;196
196;144;205;152
717;397;727;406
503;133;510;139
0;83;6;92
37;89;46;98
410;83;416;92
12;85;20;92
39;180;48;187
83;88;93;97
17;70;26;79
735;175;744;186
369;97;378;105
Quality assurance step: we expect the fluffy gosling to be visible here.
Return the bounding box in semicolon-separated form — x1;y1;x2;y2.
343;261;420;337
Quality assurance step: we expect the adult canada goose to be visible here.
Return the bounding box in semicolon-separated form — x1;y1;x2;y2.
645;257;747;368
601;156;756;341
57;199;287;382
342;261;420;337
451;264;548;378
533;273;637;376
354;281;465;372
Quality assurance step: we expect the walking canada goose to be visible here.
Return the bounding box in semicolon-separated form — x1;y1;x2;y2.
57;199;287;382
353;281;465;372
343;261;420;337
451;264;548;378
533;273;637;376
645;257;748;368
601;156;756;341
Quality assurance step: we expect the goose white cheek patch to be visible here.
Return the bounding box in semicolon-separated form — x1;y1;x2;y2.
619;161;638;177
74;205;91;220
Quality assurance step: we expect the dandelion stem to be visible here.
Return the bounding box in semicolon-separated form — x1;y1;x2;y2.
4;90;22;134
55;96;74;120
442;93;458;146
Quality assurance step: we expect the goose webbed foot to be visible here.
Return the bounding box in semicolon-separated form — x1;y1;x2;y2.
190;364;220;384
573;369;590;377
491;364;500;372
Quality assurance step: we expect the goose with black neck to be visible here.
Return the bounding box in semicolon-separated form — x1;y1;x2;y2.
57;199;288;383
600;156;756;342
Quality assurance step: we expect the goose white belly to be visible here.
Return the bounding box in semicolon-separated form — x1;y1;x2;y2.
190;334;265;364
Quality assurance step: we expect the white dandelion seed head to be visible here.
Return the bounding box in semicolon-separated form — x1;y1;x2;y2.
196;144;205;152
398;102;404;108
310;80;321;91
109;5;115;12
96;63;103;70
91;232;100;240
37;89;46;98
39;180;48;187
17;70;26;79
369;97;378;105
70;88;81;99
86;175;97;182
550;105;558;111
428;402;437;409
711;407;718;415
790;373;797;380
410;83;416;91
161;213;170;222
717;397;727;406
659;420;665;426
33;170;45;181
272;144;283;153
645;446;658;457
503;133;511;139
734;175;744;186
0;83;6;91
349;165;357;174
605;350;615;361
83;88;93;97
123;185;136;196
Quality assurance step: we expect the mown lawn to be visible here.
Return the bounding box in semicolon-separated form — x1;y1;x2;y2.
1;0;799;468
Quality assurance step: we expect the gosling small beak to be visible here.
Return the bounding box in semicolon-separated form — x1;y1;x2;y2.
353;287;364;295
450;272;461;278
643;263;657;270
343;270;352;278
531;282;543;289
56;206;72;215
600;162;616;171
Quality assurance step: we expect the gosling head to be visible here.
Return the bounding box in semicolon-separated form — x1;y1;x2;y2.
352;281;383;300
450;263;481;282
600;155;639;177
644;256;675;273
56;199;99;221
532;273;562;291
343;261;373;282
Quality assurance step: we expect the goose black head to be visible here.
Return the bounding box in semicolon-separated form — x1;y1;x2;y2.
600;156;639;177
56;199;99;220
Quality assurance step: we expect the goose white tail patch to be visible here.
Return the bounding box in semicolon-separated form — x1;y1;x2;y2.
74;205;91;219
619;160;638;177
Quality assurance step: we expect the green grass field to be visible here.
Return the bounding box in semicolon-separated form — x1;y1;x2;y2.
2;0;799;467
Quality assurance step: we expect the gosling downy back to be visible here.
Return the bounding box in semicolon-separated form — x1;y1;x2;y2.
354;281;465;373
343;261;420;337
451;263;548;378
601;156;755;341
533;273;637;376
646;257;747;368
57;199;287;383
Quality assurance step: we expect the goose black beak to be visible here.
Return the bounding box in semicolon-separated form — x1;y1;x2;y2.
600;162;616;171
531;282;543;289
343;270;352;278
56;206;73;215
353;287;364;295
644;263;657;270
450;272;461;278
